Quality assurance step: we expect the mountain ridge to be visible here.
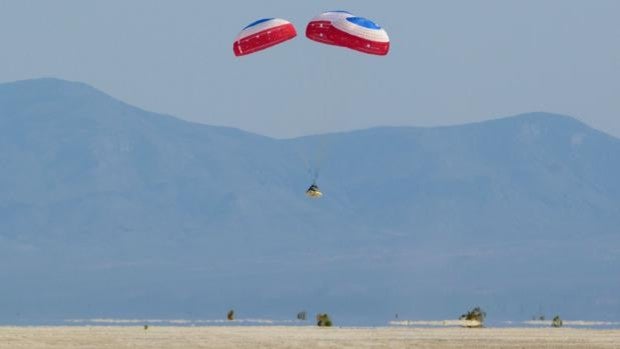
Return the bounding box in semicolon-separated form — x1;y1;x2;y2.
0;78;618;324
4;77;616;142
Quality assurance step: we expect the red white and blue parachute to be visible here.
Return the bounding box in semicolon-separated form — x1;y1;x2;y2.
232;12;390;198
330;16;390;55
306;11;390;56
233;18;297;57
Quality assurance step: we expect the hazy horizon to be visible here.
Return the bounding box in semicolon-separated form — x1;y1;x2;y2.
1;1;619;138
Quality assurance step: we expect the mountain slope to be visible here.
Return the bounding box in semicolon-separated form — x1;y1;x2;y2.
0;78;618;324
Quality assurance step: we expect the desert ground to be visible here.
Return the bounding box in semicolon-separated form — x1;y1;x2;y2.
1;326;619;349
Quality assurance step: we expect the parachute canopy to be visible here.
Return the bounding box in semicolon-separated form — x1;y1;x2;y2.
233;18;297;56
306;11;354;46
306;11;390;55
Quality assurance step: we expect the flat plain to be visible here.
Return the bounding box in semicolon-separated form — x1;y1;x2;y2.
1;326;619;349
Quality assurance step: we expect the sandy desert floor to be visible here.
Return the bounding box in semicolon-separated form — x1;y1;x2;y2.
1;326;619;349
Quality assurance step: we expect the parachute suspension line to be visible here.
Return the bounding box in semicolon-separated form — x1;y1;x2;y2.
302;155;317;183
299;44;332;186
290;133;317;193
309;48;337;183
310;166;319;183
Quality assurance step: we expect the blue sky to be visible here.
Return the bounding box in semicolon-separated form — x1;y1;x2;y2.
0;1;618;138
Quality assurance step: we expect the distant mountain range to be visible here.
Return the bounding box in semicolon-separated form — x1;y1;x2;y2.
0;78;618;324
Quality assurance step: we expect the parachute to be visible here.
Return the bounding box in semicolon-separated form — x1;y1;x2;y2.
306;11;390;55
331;16;390;55
233;18;297;57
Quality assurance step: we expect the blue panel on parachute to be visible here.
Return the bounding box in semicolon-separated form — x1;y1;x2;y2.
346;17;382;30
244;18;275;29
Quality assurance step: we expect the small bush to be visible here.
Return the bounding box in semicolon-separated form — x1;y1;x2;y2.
551;315;563;328
459;307;486;328
316;313;332;327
